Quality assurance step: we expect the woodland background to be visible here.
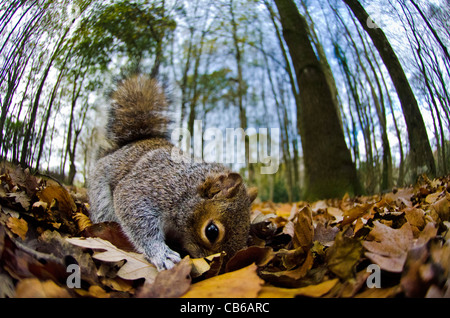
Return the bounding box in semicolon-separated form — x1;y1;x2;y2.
1;0;449;201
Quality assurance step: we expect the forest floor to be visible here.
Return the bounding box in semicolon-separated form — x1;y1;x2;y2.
0;163;449;298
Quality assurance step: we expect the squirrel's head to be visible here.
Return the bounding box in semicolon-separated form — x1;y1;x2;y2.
181;172;257;259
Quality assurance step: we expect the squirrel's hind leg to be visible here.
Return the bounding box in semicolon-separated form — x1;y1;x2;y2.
87;157;118;223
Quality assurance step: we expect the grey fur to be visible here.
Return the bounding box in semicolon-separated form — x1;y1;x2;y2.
88;76;256;270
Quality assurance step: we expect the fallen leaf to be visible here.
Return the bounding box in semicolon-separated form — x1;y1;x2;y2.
277;247;307;270
430;192;450;222
100;277;134;293
6;217;28;240
415;222;438;247
1;230;68;282
258;278;338;298
137;256;192;298
341;203;372;226
250;212;279;242
363;221;414;272
425;191;442;204
429;238;450;276
337;269;371;297
37;184;77;217
326;206;344;222
75;285;111;298
37;230;99;286
282;220;294;237
66;237;157;282
311;200;328;212
313;222;339;246
182;264;263;298
425;284;447;298
275;203;294;218
400;239;450;297
225;246;274;272
404;207;426;236
32;200;48;210
73;212;93;232
326;232;362;280
260;249;314;284
2;163;450;299
400;244;432;297
87;285;110;298
292;206;314;252
6;192;31;211
353;217;365;234
0;185;6;198
191;257;212;278
191;253;224;278
251;201;277;215
15;278;71;298
0;273;15;298
8;167;40;197
384;187;414;208
355;285;401;298
81;222;136;252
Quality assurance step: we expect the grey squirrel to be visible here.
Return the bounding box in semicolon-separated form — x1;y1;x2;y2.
88;75;257;270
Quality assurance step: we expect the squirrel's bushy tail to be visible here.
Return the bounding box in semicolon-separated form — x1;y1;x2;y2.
107;75;170;146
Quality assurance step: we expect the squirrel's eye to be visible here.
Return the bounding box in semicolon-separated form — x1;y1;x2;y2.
205;222;219;243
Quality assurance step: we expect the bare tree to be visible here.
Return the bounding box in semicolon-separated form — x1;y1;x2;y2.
343;0;435;181
274;0;360;199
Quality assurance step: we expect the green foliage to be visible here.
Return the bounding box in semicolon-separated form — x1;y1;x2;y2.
194;68;232;110
249;162;302;203
2;117;26;162
71;0;176;72
272;178;289;203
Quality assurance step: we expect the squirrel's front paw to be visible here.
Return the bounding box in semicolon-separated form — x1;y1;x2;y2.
145;243;181;271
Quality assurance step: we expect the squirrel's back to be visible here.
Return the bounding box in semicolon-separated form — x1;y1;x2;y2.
107;75;171;147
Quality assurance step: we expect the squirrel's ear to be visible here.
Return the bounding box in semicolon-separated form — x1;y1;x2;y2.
247;187;258;203
198;172;243;199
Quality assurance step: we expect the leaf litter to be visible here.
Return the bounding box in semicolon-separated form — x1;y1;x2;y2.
0;164;449;298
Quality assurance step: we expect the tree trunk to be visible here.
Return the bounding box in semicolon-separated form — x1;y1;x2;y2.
409;0;450;63
336;6;393;190
35;60;67;170
274;0;360;200
300;0;341;120
187;29;207;136
343;0;435;180
229;0;252;182
178;26;195;128
20;25;71;167
369;43;405;185
400;1;448;176
265;0;301;121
